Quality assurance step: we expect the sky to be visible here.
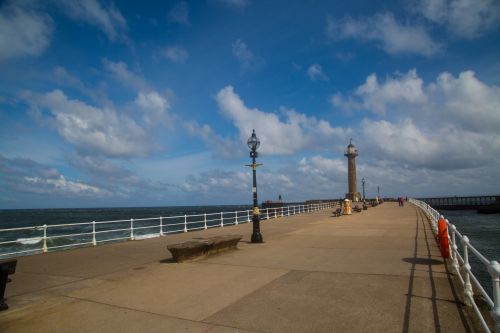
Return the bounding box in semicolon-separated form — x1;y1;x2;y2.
1;0;500;209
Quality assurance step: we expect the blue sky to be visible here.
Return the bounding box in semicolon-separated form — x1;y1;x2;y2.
1;0;500;209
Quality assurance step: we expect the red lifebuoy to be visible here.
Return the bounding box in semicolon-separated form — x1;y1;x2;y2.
438;218;450;259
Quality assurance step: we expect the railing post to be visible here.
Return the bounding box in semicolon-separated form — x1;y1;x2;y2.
184;215;187;232
247;210;250;222
92;221;97;246
266;208;269;220
42;224;48;253
204;213;207;230
235;211;239;225
221;212;224;227
281;206;284;217
130;218;134;240
462;236;474;306
159;217;163;236
450;224;460;275
487;260;500;333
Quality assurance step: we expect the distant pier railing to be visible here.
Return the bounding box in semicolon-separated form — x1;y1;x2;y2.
0;202;336;259
410;198;500;333
419;195;499;210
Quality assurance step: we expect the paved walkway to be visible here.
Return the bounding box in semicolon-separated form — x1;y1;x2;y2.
0;203;473;332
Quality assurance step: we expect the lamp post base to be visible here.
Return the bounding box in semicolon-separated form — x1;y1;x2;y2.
251;232;263;243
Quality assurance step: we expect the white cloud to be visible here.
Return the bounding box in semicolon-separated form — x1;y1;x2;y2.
417;0;500;38
168;1;189;25
0;154;109;198
332;69;426;115
54;0;127;41
327;12;441;56
185;121;242;158
216;85;345;155
162;46;189;63
135;91;171;125
23;175;106;196
231;39;264;71
332;69;500;171
307;64;330;82
26;89;153;157
0;2;53;61
102;59;149;92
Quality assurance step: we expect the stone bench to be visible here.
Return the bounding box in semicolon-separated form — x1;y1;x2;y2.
1;258;17;311
167;235;243;262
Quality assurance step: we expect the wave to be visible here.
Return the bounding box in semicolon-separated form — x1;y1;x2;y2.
16;237;42;245
134;233;160;240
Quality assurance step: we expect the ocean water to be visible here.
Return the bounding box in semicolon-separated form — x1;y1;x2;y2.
0;205;252;257
440;210;500;299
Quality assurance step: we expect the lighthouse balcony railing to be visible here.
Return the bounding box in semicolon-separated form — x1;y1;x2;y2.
0;201;336;260
409;198;500;333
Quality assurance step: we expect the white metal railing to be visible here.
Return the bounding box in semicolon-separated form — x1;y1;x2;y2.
410;198;500;333
0;202;336;259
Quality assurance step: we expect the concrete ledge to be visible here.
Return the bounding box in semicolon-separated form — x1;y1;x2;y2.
167;235;242;262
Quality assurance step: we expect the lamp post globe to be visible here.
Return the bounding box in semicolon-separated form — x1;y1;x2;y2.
247;129;263;243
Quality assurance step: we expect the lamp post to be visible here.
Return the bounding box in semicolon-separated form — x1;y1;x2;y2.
247;129;263;243
361;178;366;201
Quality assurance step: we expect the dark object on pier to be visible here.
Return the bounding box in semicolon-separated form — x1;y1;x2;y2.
419;195;500;212
353;205;362;213
0;258;17;311
332;208;342;217
363;202;368;210
167;235;242;262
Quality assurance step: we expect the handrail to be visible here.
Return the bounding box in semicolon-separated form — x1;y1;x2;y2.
0;202;337;259
409;198;500;333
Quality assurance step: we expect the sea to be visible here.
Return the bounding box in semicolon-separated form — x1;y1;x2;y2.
0;205;251;257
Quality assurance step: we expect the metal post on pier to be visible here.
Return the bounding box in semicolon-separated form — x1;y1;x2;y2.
487;260;500;333
184;215;187;232
221;212;224;227
462;236;474;306
235;211;238;225
92;221;96;246
159;217;163;236
204;213;207;230
42;224;48;253
130;219;134;240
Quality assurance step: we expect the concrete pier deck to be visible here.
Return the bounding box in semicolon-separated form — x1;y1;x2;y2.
0;203;473;332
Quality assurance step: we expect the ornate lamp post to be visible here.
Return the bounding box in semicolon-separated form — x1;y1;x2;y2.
247;130;263;243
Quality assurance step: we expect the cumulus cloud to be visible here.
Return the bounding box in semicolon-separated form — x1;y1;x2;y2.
216;86;346;155
417;0;500;38
232;39;264;71
332;69;500;171
54;0;127;41
0;2;53;61
25;89;153;157
331;69;426;115
168;1;189;25
326;13;441;56
162;46;189;63
0;154;108;198
135;91;171;125
307;64;330;82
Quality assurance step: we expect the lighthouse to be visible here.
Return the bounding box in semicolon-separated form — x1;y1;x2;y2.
344;140;361;202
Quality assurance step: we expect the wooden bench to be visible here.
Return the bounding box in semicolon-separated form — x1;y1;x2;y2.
1;258;17;311
167;235;243;262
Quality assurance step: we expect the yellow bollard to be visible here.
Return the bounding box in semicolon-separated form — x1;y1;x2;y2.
343;199;352;215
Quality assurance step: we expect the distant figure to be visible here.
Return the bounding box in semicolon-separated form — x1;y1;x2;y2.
398;197;404;207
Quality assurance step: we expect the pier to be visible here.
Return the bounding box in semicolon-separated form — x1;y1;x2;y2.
0;203;485;332
419;195;499;211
